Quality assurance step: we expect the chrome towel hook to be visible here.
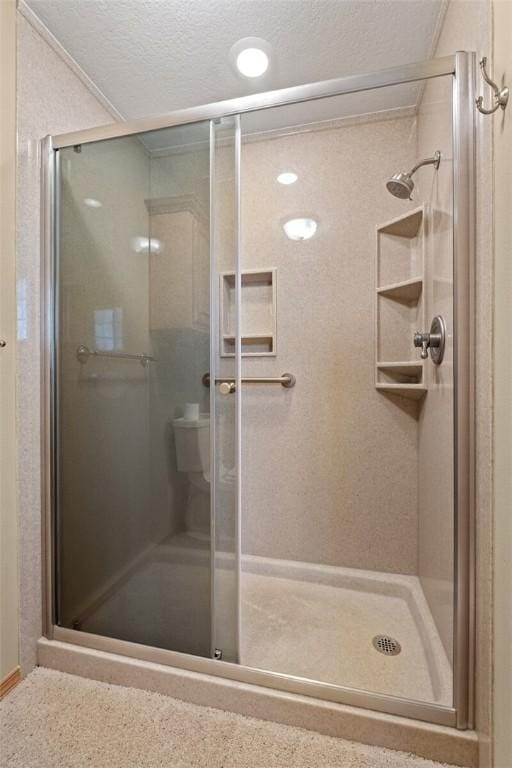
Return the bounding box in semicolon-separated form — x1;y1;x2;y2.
476;57;509;115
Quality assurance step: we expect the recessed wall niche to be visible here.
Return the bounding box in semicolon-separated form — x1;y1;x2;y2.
220;268;277;357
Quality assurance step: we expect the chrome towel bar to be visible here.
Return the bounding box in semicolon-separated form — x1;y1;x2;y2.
202;372;295;389
76;345;155;368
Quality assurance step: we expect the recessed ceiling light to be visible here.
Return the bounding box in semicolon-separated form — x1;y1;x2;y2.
283;218;318;241
230;37;272;80
83;197;102;208
236;47;268;78
277;172;298;185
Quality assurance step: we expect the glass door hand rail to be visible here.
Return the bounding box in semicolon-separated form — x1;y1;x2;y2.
202;372;295;388
76;344;156;367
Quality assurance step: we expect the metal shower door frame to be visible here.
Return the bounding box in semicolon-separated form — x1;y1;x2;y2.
209;114;243;662
41;51;476;730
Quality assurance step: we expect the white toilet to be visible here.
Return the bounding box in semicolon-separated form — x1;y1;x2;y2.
173;414;210;539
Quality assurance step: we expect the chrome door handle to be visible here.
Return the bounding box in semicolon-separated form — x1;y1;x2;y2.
219;381;236;395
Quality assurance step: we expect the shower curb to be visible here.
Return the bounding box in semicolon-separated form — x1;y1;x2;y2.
37;638;477;767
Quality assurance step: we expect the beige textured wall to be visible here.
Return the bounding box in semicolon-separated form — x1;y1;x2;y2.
240;113;422;574
16;12;113;672
427;0;493;754
492;2;512;765
416;73;454;663
0;0;19;683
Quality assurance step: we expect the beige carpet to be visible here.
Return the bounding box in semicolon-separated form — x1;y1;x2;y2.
0;668;456;768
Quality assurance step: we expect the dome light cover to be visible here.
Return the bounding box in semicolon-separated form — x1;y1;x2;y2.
283;218;318;241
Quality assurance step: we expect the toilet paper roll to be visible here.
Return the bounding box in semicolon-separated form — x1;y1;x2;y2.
184;403;199;421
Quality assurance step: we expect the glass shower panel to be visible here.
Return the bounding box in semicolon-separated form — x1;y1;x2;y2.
56;122;220;657
210;116;241;663
238;78;454;707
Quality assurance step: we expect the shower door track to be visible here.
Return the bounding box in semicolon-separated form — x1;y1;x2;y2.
41;52;476;730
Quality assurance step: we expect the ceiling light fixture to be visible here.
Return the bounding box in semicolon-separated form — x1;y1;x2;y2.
277;172;298;185
83;197;102;208
283;218;318;241
230;37;272;80
236;47;268;78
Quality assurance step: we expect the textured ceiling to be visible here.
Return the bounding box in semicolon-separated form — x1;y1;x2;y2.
24;0;446;130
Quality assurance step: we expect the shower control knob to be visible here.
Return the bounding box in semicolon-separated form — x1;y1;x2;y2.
219;381;236;395
413;315;446;365
414;332;431;359
0;340;6;348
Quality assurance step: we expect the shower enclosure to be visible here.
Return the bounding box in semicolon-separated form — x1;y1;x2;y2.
41;53;476;729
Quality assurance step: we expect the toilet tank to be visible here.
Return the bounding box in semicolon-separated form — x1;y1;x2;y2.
173;415;210;473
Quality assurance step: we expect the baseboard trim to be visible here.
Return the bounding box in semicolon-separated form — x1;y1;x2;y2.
38;638;478;767
0;666;21;699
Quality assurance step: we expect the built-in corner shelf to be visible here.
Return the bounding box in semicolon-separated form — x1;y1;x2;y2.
375;207;426;404
377;362;423;379
377;277;423;304
377;207;423;239
375;362;427;400
375;383;427;400
220;268;277;357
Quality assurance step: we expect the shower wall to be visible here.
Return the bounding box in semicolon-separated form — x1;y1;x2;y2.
240;113;422;574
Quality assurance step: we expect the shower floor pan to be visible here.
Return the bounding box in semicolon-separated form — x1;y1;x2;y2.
240;556;452;706
77;536;451;707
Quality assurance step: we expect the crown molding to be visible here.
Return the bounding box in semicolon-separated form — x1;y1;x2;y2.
17;0;125;122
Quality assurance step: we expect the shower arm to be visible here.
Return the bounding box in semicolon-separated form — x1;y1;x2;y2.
408;150;441;177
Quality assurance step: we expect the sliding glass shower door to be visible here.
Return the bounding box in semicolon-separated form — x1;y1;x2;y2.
48;53;475;728
237;80;455;708
55;119;240;660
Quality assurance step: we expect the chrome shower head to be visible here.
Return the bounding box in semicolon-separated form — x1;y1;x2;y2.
386;150;441;200
386;172;414;200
